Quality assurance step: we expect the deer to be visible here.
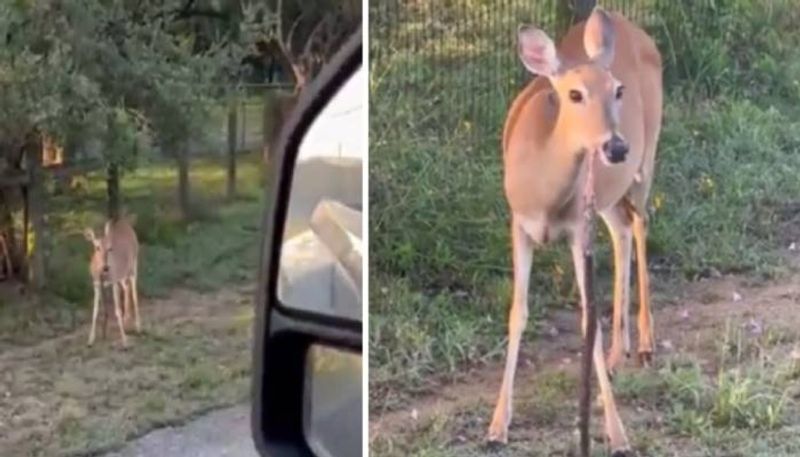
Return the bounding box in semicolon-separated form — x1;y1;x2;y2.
83;217;140;348
487;8;662;455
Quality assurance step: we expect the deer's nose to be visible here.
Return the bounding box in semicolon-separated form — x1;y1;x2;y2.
602;134;629;164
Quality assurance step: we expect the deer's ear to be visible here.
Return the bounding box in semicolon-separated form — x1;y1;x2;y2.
83;228;96;243
584;8;615;68
518;25;560;77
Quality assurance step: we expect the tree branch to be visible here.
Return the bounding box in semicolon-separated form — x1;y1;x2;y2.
283;11;306;59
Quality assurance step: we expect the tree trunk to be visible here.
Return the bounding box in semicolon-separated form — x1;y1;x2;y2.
52;140;72;195
25;135;46;290
0;189;21;280
262;90;272;164
0;141;27;281
177;146;191;219
226;99;238;200
107;163;120;221
262;91;298;166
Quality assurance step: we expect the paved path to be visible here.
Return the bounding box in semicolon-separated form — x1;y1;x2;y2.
105;405;259;457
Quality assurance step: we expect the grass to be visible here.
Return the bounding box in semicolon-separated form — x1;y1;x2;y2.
370;0;800;455
0;152;264;456
371;316;800;456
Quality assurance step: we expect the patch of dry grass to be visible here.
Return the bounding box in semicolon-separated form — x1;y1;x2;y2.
0;287;254;457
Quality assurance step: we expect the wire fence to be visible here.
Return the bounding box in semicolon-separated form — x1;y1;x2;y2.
189;83;295;156
369;0;683;144
191;97;265;156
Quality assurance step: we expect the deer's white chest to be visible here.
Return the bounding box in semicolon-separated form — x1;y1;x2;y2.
516;213;572;245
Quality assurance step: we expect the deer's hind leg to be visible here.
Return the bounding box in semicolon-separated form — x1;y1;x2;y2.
632;210;654;366
130;274;141;333
600;203;634;374
120;279;131;328
112;283;128;348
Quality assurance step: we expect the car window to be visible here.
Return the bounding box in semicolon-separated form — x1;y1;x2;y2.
277;66;364;323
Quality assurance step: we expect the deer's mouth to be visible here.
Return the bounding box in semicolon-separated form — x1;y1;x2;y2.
597;147;613;166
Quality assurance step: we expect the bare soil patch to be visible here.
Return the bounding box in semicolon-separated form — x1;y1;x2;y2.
370;273;800;456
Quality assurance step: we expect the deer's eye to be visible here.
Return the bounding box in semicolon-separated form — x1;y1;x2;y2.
569;90;583;103
616;85;625;100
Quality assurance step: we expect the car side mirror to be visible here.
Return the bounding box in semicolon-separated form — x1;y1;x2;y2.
251;27;363;457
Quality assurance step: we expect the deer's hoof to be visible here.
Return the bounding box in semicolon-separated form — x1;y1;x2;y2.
607;366;618;381
486;425;508;446
606;350;626;374
483;439;506;452
638;351;653;368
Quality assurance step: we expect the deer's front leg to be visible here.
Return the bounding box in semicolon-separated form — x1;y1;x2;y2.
571;232;630;455
112;283;128;348
488;218;533;444
88;282;101;346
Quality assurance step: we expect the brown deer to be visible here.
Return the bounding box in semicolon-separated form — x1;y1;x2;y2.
488;8;662;454
83;218;140;348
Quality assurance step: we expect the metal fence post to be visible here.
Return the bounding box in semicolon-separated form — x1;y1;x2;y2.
240;97;246;152
561;2;596;457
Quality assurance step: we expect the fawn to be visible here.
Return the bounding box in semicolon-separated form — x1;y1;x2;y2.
84;217;140;348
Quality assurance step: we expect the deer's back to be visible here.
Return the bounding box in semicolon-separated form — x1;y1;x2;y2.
107;219;139;281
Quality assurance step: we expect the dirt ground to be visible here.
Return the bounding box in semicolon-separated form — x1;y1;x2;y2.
370;272;800;457
0;285;254;457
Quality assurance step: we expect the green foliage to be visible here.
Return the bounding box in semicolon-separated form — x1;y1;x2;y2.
0;0;234;166
652;0;800;100
370;0;800;292
369;273;565;411
649;98;800;276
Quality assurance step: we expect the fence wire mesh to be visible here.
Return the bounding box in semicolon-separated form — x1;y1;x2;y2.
187;83;295;157
370;0;679;144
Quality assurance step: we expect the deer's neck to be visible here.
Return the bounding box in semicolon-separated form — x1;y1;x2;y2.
534;97;585;211
505;86;587;232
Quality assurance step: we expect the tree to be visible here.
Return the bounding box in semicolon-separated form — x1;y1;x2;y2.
0;0;232;286
239;0;361;164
